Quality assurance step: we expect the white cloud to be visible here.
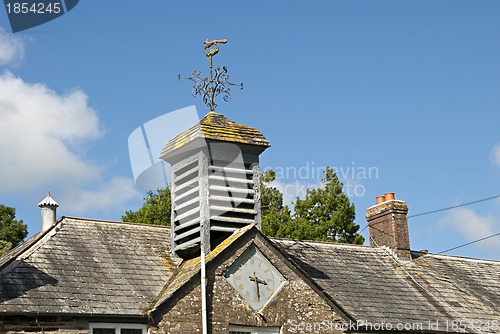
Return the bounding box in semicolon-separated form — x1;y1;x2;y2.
0;72;103;192
439;208;500;252
62;177;140;214
0;28;23;65
0;72;142;217
491;143;500;167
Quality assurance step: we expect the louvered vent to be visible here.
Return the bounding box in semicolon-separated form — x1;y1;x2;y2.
170;153;261;258
171;155;202;256
208;160;259;243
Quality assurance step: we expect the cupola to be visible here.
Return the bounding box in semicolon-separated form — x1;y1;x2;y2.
160;112;270;258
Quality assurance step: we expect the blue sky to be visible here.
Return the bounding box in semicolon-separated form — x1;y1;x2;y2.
0;1;499;259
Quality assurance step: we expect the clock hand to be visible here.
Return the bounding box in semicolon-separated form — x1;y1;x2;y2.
249;272;268;302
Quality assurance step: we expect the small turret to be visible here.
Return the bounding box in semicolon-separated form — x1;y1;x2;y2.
38;192;59;232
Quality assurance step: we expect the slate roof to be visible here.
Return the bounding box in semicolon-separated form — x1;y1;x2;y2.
2;219;500;333
0;217;176;316
273;238;500;334
160;112;270;156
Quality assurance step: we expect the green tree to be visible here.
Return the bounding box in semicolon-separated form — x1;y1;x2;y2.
260;170;292;237
0;240;13;256
260;167;364;244
0;204;28;255
122;187;171;226
291;167;364;244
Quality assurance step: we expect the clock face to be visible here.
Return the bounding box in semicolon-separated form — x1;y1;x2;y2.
224;244;286;311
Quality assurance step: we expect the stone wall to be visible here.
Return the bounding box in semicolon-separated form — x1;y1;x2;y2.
0;316;88;334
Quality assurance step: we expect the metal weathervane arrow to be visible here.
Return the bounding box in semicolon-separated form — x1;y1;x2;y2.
179;39;243;112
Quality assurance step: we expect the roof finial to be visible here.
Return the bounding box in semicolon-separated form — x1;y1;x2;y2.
38;191;58;208
178;38;243;112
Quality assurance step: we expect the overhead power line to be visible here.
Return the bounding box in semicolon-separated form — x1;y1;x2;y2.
408;194;500;218
359;194;500;234
436;232;500;255
357;194;500;255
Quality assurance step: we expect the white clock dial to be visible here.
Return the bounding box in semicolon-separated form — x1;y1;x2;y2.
224;244;286;311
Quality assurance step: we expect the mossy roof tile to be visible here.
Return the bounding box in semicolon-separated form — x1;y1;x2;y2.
160;112;270;156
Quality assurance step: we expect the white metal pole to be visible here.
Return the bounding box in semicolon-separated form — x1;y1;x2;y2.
200;224;208;334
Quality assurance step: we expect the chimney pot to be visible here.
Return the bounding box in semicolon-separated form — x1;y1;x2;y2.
366;192;410;260
376;195;386;204
384;192;395;201
38;192;59;232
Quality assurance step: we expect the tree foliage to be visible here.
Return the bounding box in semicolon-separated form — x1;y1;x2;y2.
260;167;364;244
0;240;13;256
0;204;28;255
122;187;171;226
260;170;292;237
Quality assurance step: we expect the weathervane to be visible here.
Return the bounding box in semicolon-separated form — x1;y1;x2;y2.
179;39;243;112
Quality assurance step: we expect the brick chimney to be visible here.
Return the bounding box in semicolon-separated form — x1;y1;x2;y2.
366;192;411;260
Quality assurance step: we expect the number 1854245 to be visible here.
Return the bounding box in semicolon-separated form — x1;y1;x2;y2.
5;2;62;14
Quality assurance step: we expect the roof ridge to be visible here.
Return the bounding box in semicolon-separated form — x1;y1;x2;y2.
418;252;500;264
61;216;171;229
0;232;43;269
0;217;63;276
270;237;374;250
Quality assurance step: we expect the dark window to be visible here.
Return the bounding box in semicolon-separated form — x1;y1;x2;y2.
93;329;115;334
121;329;143;334
229;332;251;334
